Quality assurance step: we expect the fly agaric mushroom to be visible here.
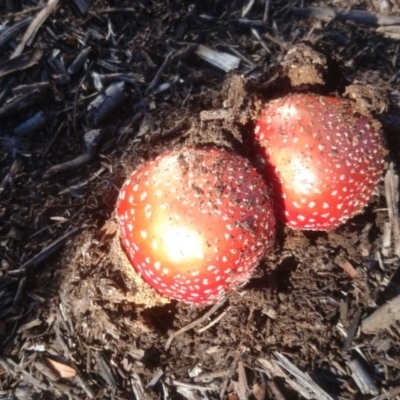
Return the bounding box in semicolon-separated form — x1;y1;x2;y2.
116;146;276;305
253;93;385;230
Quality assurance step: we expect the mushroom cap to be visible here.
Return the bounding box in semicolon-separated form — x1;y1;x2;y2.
116;146;276;304
254;93;385;230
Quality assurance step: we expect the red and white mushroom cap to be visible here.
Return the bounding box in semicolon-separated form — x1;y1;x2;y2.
253;93;385;230
116;146;276;305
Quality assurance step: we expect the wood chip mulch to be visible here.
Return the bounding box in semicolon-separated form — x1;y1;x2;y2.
1;0;400;399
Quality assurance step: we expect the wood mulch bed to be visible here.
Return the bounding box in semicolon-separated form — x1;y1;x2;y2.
1;0;400;399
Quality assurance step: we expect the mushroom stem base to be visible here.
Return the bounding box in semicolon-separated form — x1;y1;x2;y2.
109;234;170;308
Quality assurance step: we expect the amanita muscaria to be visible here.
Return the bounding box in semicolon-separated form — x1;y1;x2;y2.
116;146;276;304
253;93;385;230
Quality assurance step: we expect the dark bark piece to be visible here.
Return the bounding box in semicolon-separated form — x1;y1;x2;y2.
13;111;48;136
238;18;268;26
66;0;89;16
87;82;126;126
12;81;50;96
0;17;33;47
47;62;70;85
13;275;26;306
267;380;287;400
292;6;400;26
67;47;91;74
0;77;16;107
0;49;42;78
96;354;117;395
91;72;145;92
0;89;43;119
5;0;22;12
343;309;362;352
0;159;23;194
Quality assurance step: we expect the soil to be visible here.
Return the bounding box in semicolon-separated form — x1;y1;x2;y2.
1;1;400;399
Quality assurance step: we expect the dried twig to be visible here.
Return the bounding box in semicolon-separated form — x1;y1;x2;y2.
220;349;243;399
44;129;104;177
13;276;26;306
165;299;226;350
166;378;218;392
343;309;362;352
237;360;249;400
12;0;59;58
241;0;256;18
251;28;272;53
263;0;271;22
14;227;80;271
274;352;334;400
384;163;400;258
193;370;229;383
130;370;144;399
196;306;230;333
371;386;400;400
73;374;94;399
146;51;175;94
7;358;49;391
347;359;379;395
146;369;164;390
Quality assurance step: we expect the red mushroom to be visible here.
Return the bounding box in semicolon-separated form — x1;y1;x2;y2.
116;146;276;305
253;93;385;230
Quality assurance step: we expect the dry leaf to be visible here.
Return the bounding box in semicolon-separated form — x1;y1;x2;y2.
99;220;118;240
